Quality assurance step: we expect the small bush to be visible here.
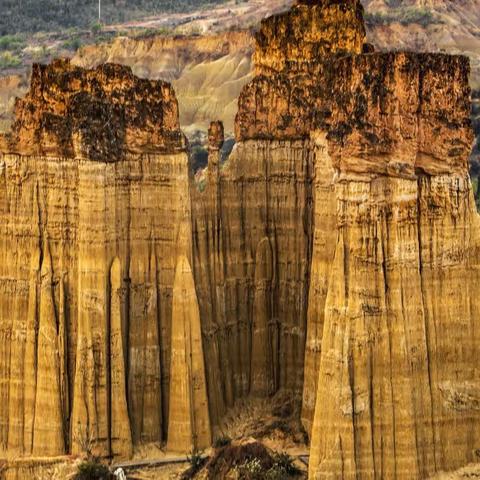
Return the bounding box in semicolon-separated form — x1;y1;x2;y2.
364;12;390;26
206;442;273;479
62;37;82;51
197;178;207;193
131;27;172;39
236;451;302;479
365;7;436;27
214;435;232;448
90;22;103;35
181;450;207;479
187;449;204;471
75;460;111;480
271;452;301;476
236;458;264;479
0;35;25;53
0;52;21;69
399;7;435;27
31;45;49;62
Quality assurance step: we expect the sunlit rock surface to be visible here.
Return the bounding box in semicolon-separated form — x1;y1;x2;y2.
0;1;479;479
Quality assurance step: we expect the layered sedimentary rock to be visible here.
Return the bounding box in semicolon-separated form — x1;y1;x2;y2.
73;31;255;136
191;133;314;423
253;0;366;75
167;255;211;452
1;0;480;478
226;0;479;478
0;59;202;458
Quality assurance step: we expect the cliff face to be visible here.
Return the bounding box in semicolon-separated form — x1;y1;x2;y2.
1;0;480;478
0;59;206;459
200;0;479;477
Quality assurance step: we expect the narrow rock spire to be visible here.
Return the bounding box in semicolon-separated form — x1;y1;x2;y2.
250;237;275;397
32;241;65;455
207;120;224;177
167;255;211;453
109;257;133;458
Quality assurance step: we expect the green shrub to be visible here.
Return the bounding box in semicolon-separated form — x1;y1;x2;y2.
90;22;103;35
365;7;437;27
364;12;390;26
182;450;206;479
31;46;48;62
0;35;25;52
235;452;301;479
270;452;301;476
0;51;21;69
187;449;204;470
398;7;435;27
75;460;111;480
62;36;82;51
131;26;172;38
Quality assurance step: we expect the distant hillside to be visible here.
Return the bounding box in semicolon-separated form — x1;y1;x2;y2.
363;0;480;88
0;0;228;35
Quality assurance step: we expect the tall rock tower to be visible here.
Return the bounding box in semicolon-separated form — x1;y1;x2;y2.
232;0;480;478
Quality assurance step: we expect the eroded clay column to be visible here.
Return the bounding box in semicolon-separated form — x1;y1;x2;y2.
167;255;211;452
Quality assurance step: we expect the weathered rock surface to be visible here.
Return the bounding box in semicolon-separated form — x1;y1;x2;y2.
0;59;184;160
0;60;199;458
222;0;479;477
254;0;366;76
1;0;480;479
167;255;211;452
72;31;255;136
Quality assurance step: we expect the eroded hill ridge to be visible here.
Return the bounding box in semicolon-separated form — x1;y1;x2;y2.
0;0;479;478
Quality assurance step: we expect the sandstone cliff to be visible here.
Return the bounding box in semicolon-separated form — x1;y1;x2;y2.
0;59;205;459
192;0;480;477
1;0;480;479
230;1;479;478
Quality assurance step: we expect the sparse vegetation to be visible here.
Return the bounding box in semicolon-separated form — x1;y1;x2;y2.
0;1;229;36
75;460;111;480
235;451;302;479
90;22;103;35
235;457;265;479
181;449;207;479
204;441;304;479
0;52;21;69
131;27;172;39
214;435;232;448
62;36;83;51
270;452;302;477
0;35;26;52
187;449;205;470
365;7;437;27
